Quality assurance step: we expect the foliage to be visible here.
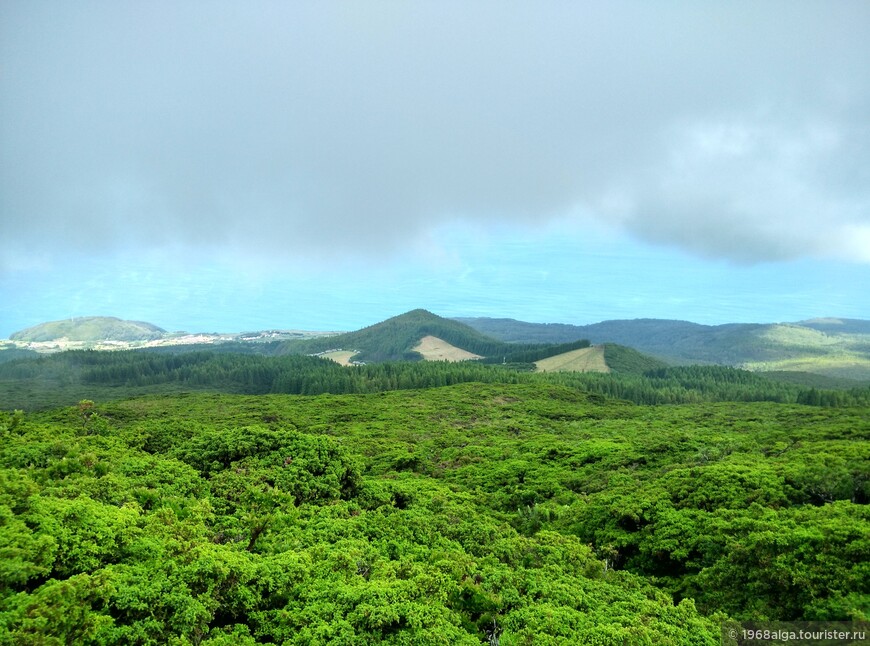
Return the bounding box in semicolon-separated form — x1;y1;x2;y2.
3;348;870;411
460;316;870;381
479;339;592;365
602;343;668;374
0;347;40;364
277;309;591;364
0;382;867;644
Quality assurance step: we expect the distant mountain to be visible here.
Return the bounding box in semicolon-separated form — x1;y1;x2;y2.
9;316;166;343
456;316;870;381
796;318;870;335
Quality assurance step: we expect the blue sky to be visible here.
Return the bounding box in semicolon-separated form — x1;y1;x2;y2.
2;219;866;337
2;3;869;337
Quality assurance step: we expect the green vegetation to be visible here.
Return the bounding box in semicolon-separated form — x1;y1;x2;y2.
602;343;668;374
480;339;593;365
459;317;870;381
3;312;866;642
760;370;866;390
0;347;39;364
9;317;166;343
278;310;591;364
0;381;866;644
3;349;870;411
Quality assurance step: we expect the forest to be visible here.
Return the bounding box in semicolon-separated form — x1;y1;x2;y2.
1;348;870;412
0;347;868;644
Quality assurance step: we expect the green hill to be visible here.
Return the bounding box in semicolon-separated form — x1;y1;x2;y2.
798;317;870;335
279;309;592;364
457;316;870;381
9;316;166;343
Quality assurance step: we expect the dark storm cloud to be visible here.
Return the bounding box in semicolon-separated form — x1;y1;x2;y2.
2;1;869;269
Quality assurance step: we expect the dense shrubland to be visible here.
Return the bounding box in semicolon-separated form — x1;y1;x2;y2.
1;382;867;643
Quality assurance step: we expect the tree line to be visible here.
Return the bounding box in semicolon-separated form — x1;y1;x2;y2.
2;349;869;410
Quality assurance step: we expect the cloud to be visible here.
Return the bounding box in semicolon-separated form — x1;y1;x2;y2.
1;1;869;269
622;112;870;262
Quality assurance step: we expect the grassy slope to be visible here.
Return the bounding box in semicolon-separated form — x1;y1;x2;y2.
737;325;870;380
535;346;609;373
318;350;359;366
412;336;483;361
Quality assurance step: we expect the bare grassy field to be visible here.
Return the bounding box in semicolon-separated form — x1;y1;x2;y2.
412;335;482;361
319;350;359;366
535;345;610;373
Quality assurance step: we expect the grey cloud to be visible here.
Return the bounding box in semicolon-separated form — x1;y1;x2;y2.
1;1;869;268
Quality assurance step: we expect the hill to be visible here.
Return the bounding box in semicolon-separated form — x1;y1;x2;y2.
457;316;870;381
2;341;868;411
278;309;500;362
279;309;594;364
9;316;166;343
798;317;870;335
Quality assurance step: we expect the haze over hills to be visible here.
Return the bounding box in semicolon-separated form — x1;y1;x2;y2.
10;316;165;343
3;316;334;352
2;310;649;376
456;316;870;381
5;311;870;381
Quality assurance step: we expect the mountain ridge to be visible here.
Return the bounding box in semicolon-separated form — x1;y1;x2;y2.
455;316;870;381
7;311;869;380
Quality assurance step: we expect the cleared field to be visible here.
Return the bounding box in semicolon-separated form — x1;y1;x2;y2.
319;350;359;366
535;345;610;373
412;335;482;362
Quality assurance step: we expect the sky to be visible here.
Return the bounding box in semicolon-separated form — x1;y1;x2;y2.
2;1;869;336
